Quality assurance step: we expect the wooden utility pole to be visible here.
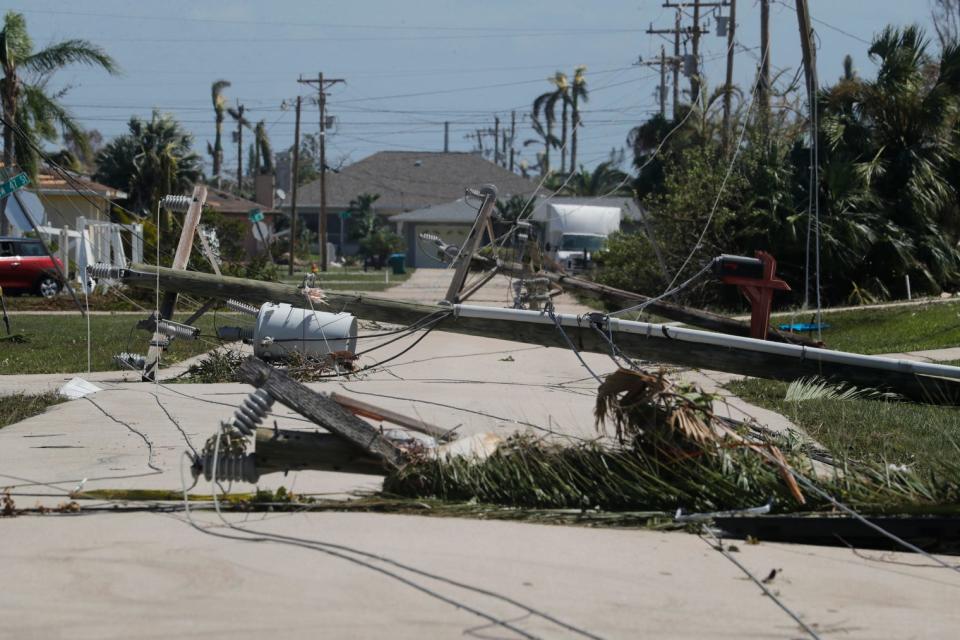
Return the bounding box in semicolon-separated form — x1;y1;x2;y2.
659;46;667;117
691;0;702;101
493;116;501;166
235;103;245;194
509;111;516;172
760;0;771;130
115;263;960;404
443;121;449;152
298;73;345;271
722;0;737;153
288;96;302;276
637;47;681;118
662;1;728;103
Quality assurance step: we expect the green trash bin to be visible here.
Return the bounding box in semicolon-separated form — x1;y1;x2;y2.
388;253;406;275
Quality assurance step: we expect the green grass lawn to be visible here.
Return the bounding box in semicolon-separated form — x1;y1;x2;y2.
0;392;65;429
0;313;222;375
728;377;960;471
783;300;960;354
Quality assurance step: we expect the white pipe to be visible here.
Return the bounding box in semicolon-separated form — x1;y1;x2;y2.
452;304;960;381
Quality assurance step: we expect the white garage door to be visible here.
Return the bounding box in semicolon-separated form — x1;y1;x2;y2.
413;224;470;268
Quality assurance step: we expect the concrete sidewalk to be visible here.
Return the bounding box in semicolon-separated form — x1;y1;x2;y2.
2;508;957;639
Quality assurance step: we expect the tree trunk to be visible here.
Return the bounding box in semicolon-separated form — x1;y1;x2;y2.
570;93;579;172
544;121;552;175
560;98;568;173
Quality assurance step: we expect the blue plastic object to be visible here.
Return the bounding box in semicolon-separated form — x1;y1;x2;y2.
778;322;830;333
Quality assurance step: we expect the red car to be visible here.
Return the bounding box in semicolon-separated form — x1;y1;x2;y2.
0;237;63;297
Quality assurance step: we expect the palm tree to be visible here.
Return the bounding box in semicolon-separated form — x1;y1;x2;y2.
551;72;571;173
207;79;230;186
531;88;560;175
0;12;117;175
569;66;588;172
94;111;201;232
253;119;273;174
547;161;630;196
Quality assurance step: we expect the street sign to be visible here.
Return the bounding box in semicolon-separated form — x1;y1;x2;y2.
340;210;351;219
0;172;30;198
248;208;264;223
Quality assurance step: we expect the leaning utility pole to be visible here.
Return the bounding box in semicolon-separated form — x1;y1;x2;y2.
722;0;737;153
298;72;345;271
288;96;302;276
795;0;820;314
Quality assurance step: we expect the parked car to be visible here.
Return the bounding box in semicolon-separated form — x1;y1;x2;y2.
0;237;63;297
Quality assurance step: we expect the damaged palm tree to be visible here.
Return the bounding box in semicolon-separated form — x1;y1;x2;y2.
387;368;810;511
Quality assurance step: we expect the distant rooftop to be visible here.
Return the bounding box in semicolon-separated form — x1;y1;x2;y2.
295;151;539;212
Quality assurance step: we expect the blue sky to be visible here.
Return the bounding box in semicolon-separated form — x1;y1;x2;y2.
7;0;937;175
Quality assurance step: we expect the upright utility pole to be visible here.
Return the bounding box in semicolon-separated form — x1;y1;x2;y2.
298;73;344;271
509;111;516;172
662;1;727;104
637;46;681;118
722;0;737;152
673;10;681;118
691;0;702;101
288;96;302;276
235;103;245;193
760;0;771;130
443;121;449;152
646;11;684;119
493;116;501;166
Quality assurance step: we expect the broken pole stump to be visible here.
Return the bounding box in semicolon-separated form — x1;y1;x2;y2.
254;427;385;476
238;356;407;468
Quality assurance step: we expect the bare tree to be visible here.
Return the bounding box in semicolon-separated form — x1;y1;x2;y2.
931;0;960;48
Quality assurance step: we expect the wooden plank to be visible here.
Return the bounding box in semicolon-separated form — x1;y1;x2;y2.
329;391;455;441
237;356;407;467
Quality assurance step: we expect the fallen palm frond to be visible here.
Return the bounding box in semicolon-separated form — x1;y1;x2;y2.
595;368;720;446
387;368;960;515
785;377;897;402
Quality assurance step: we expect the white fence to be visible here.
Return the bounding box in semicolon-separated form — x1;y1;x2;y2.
37;217;144;293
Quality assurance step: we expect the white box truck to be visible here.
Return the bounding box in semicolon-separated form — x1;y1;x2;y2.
538;203;621;272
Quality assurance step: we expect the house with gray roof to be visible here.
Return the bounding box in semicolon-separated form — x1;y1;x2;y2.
284;150;538;256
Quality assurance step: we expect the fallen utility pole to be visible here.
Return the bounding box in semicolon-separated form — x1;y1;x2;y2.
484;258;822;348
108;263;960;404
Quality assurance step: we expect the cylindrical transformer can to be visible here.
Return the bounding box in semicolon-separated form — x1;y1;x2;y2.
253;302;358;359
